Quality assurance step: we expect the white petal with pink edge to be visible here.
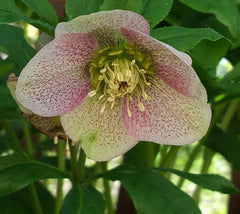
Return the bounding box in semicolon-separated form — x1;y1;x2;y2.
122;77;211;145
56;10;150;46
16;33;98;117
61;97;138;161
120;27;207;101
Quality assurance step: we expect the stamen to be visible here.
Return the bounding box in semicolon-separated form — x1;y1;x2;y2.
107;96;115;102
89;45;154;117
54;136;58;144
98;94;105;100
138;102;145;112
117;72;124;82
88;90;97;97
98;75;104;80
100;68;106;73
127;94;131;117
100;101;108;114
126;69;132;77
108;50;123;56
98;56;106;67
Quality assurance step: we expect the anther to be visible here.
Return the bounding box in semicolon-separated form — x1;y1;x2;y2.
138;103;145;112
88;90;97;97
100;68;106;73
108;50;123;56
131;59;136;65
54;136;58;144
126;69;132;77
117;72;124;82
98;75;104;80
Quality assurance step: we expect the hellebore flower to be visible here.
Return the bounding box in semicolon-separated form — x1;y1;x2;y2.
16;10;211;161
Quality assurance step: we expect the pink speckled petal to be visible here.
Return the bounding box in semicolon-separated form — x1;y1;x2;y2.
16;33;98;117
56;10;149;46
122;77;211;145
61;98;138;161
121;28;206;100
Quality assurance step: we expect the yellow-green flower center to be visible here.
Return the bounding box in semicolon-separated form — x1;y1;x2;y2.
88;44;154;117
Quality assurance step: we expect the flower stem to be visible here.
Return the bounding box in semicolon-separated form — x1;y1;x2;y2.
1;119;22;152
177;142;202;188
69;142;86;184
69;141;78;182
193;148;214;203
21;119;34;156
101;162;115;214
27;183;44;214
76;148;86;183
192;98;240;203
220;98;240;132
54;139;66;214
21;119;43;214
159;146;180;167
177;101;228;188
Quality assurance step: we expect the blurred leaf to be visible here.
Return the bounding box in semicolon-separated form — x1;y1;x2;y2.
0;153;69;196
0;0;55;35
0;182;55;214
0;85;21;120
104;166;201;214
150;26;230;52
218;63;240;96
124;141;159;167
66;0;104;19
206;127;240;171
100;0;142;13
155;168;238;194
60;184;106;214
0;134;9;154
100;0;173;29
0;24;36;69
21;0;58;26
141;0;173;29
178;0;240;39
0;58;14;81
190;38;230;78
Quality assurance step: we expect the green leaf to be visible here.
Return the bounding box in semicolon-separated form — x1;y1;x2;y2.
0;24;36;69
206;127;240;171
66;0;104;20
155;168;238;194
218;63;240;96
0;135;9;154
60;184;106;214
190;38;230;77
141;0;173;29
0;154;69;196
178;0;240;39
100;0;142;13
0;0;55;35
0;182;55;214
150;26;230;52
0;85;21;120
21;0;58;26
0;58;15;80
104;166;201;214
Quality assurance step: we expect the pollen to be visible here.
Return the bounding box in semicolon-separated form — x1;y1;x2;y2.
89;44;154;117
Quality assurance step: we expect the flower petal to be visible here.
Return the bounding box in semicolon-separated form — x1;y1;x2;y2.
16;33;98;117
122;77;211;145
61;98;137;161
121;27;206;100
56;10;149;46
